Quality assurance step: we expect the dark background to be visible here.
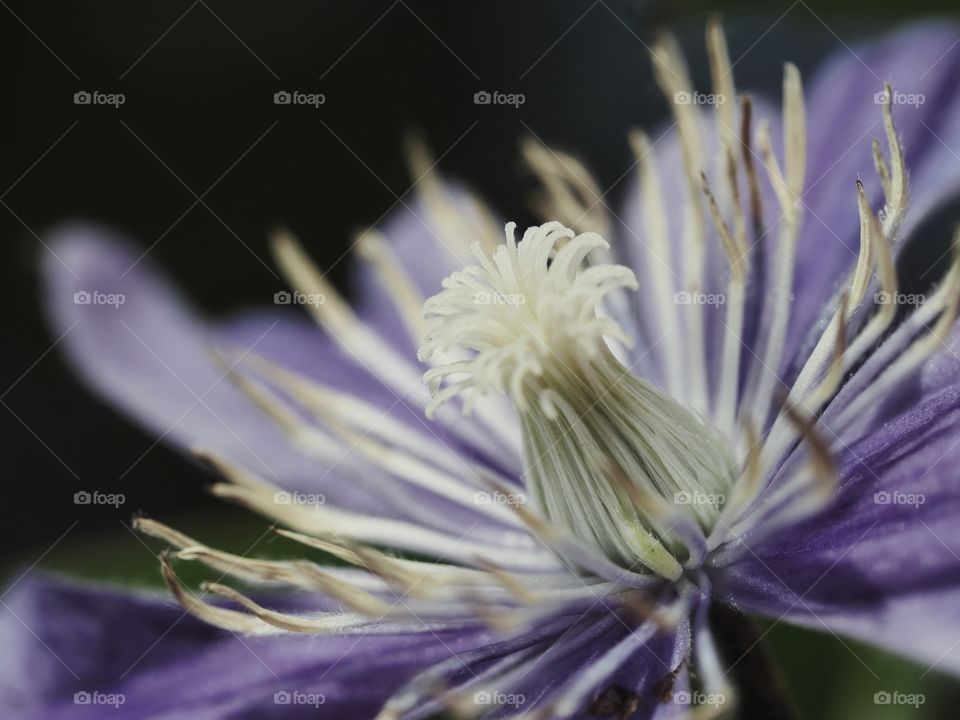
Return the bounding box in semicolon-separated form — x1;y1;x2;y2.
0;0;879;553
2;2;960;717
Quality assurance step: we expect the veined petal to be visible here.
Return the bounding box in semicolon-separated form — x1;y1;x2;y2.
715;398;960;675
0;574;496;719
785;22;960;384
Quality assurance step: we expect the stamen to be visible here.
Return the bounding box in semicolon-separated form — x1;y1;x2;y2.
355;228;426;345
159;554;282;635
651;33;710;411
701;169;747;432
715;420;762;527
200;581;373;633
194;448;550;570
877;83;909;238
627;129;686;397
239;352;497;478
739;96;766;241
271;228;516;461
845;181;899;348
270;229;430;402
718;389;838;550
521;138;611;239
420;221;738;578
805;291;849;411
765;173;901;466
833;230;960;433
744;64;806;426
137;518;380;592
405;134;502;257
765;86;907;472
706;17;737;157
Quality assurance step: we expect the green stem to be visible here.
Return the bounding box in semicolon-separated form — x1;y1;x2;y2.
709;604;801;720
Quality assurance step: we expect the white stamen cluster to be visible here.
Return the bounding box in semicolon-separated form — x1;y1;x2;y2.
419;221;737;579
418;222;636;416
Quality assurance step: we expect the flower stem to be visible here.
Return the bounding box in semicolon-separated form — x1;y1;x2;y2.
709;604;800;720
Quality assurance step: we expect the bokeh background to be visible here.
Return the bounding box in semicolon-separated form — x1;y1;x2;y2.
2;1;960;717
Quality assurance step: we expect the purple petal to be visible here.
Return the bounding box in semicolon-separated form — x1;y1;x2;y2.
41;225;507;528
785;22;960;380
42;225;360;503
507;617;686;720
0;574;494;720
716;396;960;674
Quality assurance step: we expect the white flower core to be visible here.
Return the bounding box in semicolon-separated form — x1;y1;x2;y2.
419;221;737;579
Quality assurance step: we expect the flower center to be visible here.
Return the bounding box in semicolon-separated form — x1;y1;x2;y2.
419;222;737;579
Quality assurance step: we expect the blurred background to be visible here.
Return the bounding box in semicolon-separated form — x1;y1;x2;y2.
2;1;960;717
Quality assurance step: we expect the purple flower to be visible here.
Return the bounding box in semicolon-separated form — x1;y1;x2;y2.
6;19;960;720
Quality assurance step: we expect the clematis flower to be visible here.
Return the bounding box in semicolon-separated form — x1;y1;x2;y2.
6;18;960;720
